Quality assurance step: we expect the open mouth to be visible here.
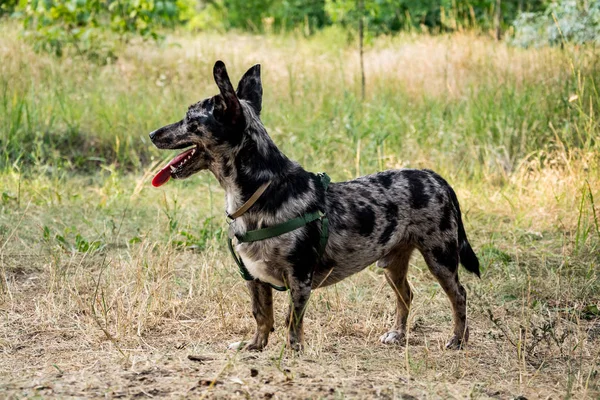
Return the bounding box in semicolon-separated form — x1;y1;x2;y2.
152;146;197;187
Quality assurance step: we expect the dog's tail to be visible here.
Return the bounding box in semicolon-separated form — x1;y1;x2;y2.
446;184;480;277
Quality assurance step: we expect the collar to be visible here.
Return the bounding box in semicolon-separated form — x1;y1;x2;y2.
227;181;272;220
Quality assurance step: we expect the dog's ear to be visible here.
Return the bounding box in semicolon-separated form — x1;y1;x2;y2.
236;64;262;115
213;60;243;126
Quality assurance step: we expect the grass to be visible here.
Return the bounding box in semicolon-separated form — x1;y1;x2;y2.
0;23;599;398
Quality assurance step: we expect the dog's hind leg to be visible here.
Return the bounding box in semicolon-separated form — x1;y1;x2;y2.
421;240;469;350
377;246;414;345
243;281;274;351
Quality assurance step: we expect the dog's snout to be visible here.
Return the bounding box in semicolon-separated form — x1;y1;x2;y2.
149;126;166;142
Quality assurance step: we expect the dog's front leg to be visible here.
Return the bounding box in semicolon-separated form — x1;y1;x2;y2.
285;276;312;351
244;280;274;351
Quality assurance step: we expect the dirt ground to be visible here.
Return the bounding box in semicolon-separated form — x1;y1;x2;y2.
1;246;599;399
1;163;599;399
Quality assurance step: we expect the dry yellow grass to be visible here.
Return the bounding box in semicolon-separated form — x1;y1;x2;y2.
1;26;599;398
1;153;598;398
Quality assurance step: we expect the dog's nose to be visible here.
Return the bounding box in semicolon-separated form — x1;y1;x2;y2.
149;130;157;140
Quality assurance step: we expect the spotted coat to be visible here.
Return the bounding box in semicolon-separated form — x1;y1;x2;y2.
149;61;480;352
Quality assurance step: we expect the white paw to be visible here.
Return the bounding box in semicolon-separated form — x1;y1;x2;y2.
445;336;465;350
379;330;405;344
228;341;245;351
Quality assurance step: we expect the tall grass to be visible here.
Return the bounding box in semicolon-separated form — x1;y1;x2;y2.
1;23;600;399
0;23;598;180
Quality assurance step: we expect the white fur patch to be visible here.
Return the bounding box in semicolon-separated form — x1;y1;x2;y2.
228;341;245;350
237;248;285;287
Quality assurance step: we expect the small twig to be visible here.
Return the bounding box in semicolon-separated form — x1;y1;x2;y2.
487;308;517;348
187;355;214;363
91;256;128;359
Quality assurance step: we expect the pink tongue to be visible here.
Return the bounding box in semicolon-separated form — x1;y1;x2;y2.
151;147;196;188
152;167;172;187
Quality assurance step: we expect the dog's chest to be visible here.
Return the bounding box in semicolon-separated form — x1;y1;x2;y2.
236;245;285;287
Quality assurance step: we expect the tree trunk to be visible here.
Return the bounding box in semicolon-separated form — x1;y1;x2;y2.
494;0;502;41
358;0;365;100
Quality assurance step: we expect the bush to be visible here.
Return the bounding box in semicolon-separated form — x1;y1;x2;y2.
188;0;547;36
512;0;600;47
21;0;187;63
194;0;328;34
0;0;19;16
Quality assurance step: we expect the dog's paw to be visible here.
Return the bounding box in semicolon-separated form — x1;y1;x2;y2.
228;341;246;351
244;342;266;352
379;330;405;345
445;335;466;350
228;340;266;352
287;341;304;352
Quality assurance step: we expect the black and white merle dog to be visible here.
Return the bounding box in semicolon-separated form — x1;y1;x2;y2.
149;61;480;351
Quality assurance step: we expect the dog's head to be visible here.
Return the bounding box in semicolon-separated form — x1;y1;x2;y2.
149;61;262;187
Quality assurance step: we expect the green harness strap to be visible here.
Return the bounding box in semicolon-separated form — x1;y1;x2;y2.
227;173;331;291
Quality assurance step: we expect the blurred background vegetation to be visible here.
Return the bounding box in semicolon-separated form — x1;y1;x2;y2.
0;0;598;175
2;0;599;61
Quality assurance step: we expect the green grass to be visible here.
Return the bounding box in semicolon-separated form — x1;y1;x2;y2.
0;23;599;398
1;23;598;178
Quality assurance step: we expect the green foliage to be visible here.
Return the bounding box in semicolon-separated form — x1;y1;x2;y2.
512;0;600;47
324;0;548;35
0;0;19;15
174;217;224;251
42;225;105;253
220;0;275;31
10;0;592;48
179;0;224;31
20;0;186;62
272;0;328;33
191;0;549;35
197;0;328;33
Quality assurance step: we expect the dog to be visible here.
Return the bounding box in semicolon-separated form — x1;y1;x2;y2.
149;61;480;351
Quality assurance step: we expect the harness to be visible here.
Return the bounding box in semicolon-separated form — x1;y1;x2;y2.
226;173;331;291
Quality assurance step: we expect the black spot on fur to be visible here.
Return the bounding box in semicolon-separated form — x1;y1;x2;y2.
377;171;394;189
328;198;346;216
439;201;453;232
286;223;320;281
357;187;378;205
355;205;376;237
263;168;310;210
402;170;431;209
233;135;317;214
431;241;458;272
379;220;397;245
436;192;444;203
378;202;399;245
